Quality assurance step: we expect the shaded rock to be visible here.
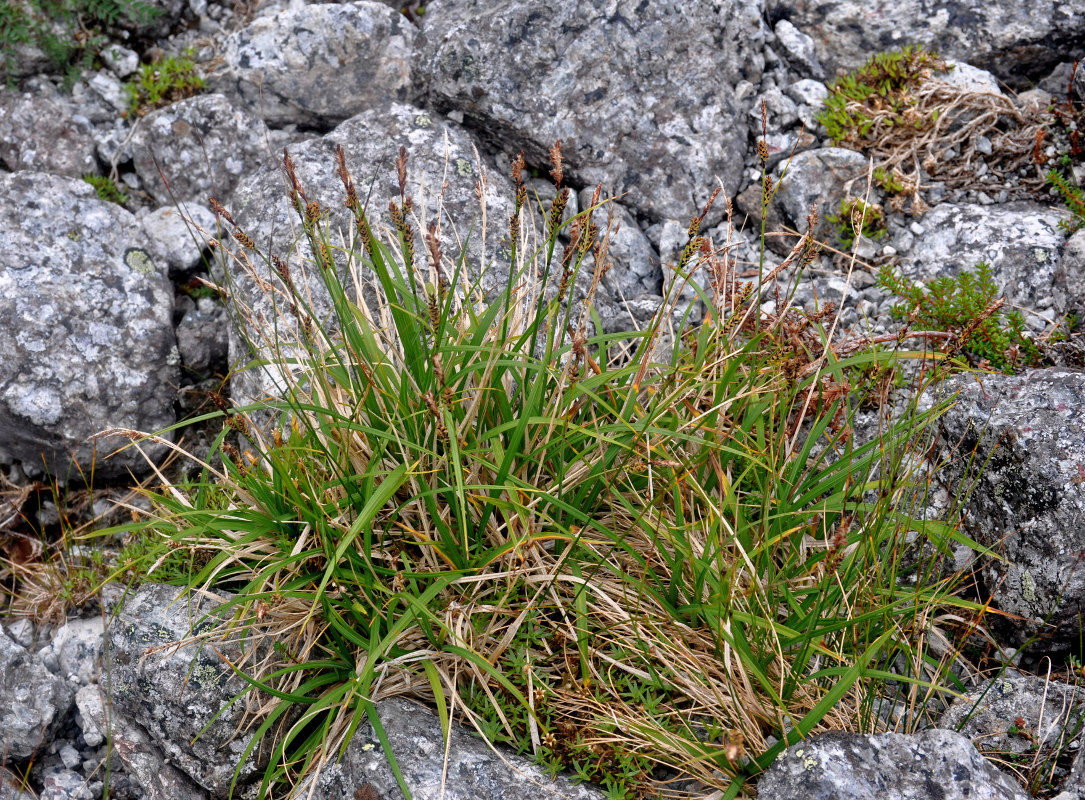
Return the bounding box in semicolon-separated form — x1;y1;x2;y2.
898;203;1073;318
0;628;74;760
757;728;1030;800
299;696;604;800
773;19;824;79
921;368;1085;648
0;89;97;178
119;0;188;37
208;1;417;129
176;297;229;376
76;684;209;800
47;618;104;687
420;0;766;224
774;0;1085;90
129;93;271;206
106;583;268;797
0;173;177;479
140;205;218;276
1057;228;1085;319
38;768;91;800
941;674;1084;760
0;767;35;800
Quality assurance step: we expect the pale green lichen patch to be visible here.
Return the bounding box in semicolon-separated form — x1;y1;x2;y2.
124;247;156;275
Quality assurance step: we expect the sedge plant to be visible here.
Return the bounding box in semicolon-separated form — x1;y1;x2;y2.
103;140;984;799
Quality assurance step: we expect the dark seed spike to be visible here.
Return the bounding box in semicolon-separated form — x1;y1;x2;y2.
511;151;525;186
549;140;564;188
396;145;408;199
208;197;235;227
335;145;358;211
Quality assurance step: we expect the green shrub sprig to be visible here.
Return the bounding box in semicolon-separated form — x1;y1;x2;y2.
877;261;1041;372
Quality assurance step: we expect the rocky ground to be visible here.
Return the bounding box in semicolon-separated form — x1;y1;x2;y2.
0;0;1084;798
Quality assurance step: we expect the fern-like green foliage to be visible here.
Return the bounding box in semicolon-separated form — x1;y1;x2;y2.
817;45;950;146
876;261;1040;373
1047;162;1085;234
0;0;160;88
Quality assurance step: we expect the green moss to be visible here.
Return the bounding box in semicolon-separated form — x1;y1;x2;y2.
123;47;206;117
82;173;128;205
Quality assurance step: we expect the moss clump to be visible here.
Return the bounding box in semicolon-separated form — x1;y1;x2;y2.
82;173;128;205
123;48;205;117
817;45;950;146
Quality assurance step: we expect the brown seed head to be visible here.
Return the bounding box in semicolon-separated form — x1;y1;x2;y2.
757;139;769;165
208;197;234;226
549;140;564;188
396;145;408;198
233;230;255;250
511;151;525;186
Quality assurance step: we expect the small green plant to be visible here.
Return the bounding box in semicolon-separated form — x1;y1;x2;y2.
0;0;160;88
82;173;128;205
124;48;205;116
877;261;1041;372
817;45;950;146
873;165;907;195
1046;159;1085;233
827;196;887;248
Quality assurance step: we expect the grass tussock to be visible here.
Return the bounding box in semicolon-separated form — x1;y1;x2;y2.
104;140;983;799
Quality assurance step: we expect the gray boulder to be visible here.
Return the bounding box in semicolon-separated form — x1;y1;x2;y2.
922;368;1085;648
420;0;766;224
941;674;1085;760
208;1;417;129
0;89;97;178
139;204;219;276
0;173;177;478
773;1;1085;89
899;203;1074;321
129;93;272;206
0;628;74;760
299;696;604;800
106;583;268;796
757;728;1030;800
738;147;870;254
76;684;209;800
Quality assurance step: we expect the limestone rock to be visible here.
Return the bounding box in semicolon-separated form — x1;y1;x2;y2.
922;368;1085;648
774;0;1085;90
420;0;767;224
129;93;272;206
208;1;417;129
0;173;177;478
0;628;74;760
106;583;267;797
757;728;1030;800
